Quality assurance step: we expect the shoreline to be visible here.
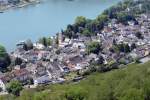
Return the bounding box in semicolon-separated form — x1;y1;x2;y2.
0;0;41;13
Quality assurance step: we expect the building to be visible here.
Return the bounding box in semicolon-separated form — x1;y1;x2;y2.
33;74;52;86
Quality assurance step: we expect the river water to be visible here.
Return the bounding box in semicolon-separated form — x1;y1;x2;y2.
0;0;121;52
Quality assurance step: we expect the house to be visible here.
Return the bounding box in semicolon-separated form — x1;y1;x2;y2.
0;74;11;92
11;69;31;84
33;43;45;50
72;42;85;49
0;79;6;92
0;69;30;91
59;37;70;48
26;62;47;77
33;74;52;86
75;62;89;70
64;55;88;71
47;62;63;79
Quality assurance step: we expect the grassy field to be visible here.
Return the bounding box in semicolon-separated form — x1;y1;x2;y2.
1;62;150;100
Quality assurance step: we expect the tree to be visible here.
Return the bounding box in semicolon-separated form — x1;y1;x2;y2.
96;14;108;23
39;37;47;47
6;80;23;96
25;39;33;50
135;31;143;39
46;37;52;46
0;45;6;57
117;12;135;24
23;39;33;51
113;43;131;53
82;29;91;37
131;43;136;50
86;42;101;54
94;14;109;30
14;57;22;65
124;44;130;53
117;43;125;52
97;55;104;65
55;33;59;46
39;37;53;47
65;87;87;100
0;45;11;72
75;16;87;27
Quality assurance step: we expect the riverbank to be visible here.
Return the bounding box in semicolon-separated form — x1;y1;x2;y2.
0;0;41;12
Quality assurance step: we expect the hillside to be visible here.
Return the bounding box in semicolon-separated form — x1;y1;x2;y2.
1;62;150;100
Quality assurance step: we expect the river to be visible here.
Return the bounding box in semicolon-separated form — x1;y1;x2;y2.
0;0;121;52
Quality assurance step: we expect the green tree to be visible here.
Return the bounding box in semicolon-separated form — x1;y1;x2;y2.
6;80;23;96
96;14;108;23
113;43;131;53
82;29;91;37
0;45;6;57
38;37;53;47
75;16;87;27
97;55;104;65
39;37;47;47
46;37;52;46
25;39;33;50
14;57;22;65
117;12;135;24
0;45;11;72
135;31;143;39
131;43;136;50
124;44;131;53
86;42;101;54
65;87;87;100
23;39;33;51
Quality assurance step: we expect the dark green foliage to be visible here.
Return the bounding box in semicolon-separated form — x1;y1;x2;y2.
0;45;6;57
39;37;52;47
124;44;131;53
65;87;87;100
6;80;23;96
23;39;33;51
112;43;131;53
135;31;144;39
64;14;108;38
14;57;22;65
81;29;91;37
0;45;11;72
25;39;33;50
116;12;135;24
97;55;104;65
131;43;136;50
86;42;101;54
75;16;86;27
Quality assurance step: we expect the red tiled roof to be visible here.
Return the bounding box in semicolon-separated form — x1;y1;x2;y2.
12;69;29;77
